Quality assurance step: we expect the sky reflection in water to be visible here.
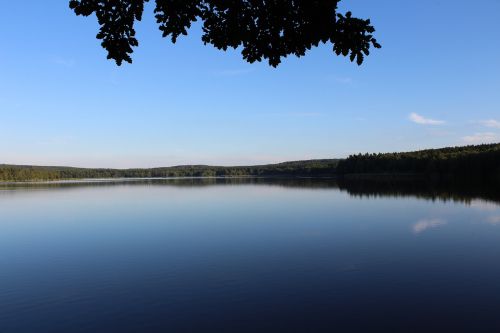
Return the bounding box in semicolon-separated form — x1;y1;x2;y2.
0;179;499;332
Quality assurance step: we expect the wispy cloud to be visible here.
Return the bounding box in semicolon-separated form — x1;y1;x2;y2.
52;56;76;68
412;218;446;234
462;132;498;144
409;113;445;125
478;119;500;129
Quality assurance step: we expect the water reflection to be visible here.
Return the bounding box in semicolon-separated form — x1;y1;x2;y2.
1;177;500;332
336;177;500;205
487;215;500;225
1;177;499;205
412;218;447;234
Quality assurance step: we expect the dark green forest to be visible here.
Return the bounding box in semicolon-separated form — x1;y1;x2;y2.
336;143;500;181
1;143;499;182
0;159;339;182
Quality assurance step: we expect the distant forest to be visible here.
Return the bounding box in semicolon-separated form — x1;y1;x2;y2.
336;143;500;182
0;143;498;182
0;160;339;182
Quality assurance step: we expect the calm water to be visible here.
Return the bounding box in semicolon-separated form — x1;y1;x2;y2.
1;179;500;332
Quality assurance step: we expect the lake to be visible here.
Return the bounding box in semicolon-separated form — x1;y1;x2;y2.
1;178;500;332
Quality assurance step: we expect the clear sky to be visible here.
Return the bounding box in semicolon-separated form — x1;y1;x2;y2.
1;1;499;168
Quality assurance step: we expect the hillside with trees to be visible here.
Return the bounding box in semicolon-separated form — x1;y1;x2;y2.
0;159;339;182
1;143;499;182
336;143;500;181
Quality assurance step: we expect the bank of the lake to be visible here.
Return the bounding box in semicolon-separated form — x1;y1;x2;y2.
1;143;498;182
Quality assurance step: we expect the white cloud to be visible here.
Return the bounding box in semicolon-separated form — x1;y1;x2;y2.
409;113;445;125
478;119;500;129
412;218;446;234
462;132;498;144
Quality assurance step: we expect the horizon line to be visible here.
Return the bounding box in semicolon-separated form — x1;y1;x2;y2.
1;142;498;170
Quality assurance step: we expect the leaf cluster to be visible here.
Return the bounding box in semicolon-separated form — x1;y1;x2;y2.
69;0;380;66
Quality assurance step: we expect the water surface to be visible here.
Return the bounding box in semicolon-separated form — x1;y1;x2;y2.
1;179;500;332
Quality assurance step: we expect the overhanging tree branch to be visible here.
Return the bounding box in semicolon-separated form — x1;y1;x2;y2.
69;0;380;66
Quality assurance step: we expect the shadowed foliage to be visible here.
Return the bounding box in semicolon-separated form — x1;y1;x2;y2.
1;144;500;182
69;0;380;66
0;159;339;182
336;143;500;182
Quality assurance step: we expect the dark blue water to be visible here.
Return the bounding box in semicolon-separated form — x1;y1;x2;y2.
1;179;500;332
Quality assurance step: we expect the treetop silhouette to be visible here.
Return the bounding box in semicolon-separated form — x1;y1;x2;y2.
69;0;380;67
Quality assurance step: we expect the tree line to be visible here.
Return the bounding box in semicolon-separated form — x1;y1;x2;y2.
336;143;500;181
0;160;339;182
1;143;499;182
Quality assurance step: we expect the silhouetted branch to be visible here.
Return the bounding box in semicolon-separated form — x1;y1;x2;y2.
69;0;380;66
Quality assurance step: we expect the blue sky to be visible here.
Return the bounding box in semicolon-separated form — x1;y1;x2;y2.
0;0;499;168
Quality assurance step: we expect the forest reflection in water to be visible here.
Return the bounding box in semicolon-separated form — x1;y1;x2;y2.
2;176;500;332
1;176;498;206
